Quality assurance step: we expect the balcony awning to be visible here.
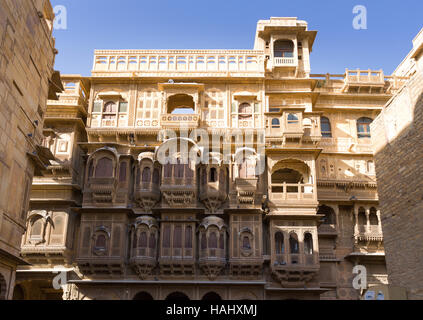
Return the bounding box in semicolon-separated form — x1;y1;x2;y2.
233;91;259;100
97;91;123;99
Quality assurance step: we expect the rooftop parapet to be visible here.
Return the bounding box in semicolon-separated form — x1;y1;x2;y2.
91;50;265;78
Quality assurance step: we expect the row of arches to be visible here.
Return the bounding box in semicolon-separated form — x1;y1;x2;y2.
274;232;314;255
86;148;261;188
133;291;223;301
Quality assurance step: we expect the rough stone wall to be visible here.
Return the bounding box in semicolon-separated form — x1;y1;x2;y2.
372;71;423;299
0;0;56;299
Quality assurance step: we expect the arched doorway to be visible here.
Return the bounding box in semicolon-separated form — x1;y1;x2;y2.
202;291;222;301
133;291;154;300
165;292;190;301
12;284;25;300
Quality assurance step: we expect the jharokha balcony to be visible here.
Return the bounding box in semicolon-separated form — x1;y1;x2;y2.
270;182;316;203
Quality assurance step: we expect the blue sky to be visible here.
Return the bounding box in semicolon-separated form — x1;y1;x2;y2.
51;0;422;76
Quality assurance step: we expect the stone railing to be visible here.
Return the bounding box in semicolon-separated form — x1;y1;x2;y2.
345;69;385;85
273;252;319;267
274;57;296;67
270;183;316;202
92;50;265;77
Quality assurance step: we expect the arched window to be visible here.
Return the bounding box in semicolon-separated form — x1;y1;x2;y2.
239;159;256;179
208;232;218;249
119;162;127;182
287;113;299;124
164;163;172;178
274;40;294;58
153;168;160;184
369;208;378;225
138;232;147;247
185;226;192;249
238;103;252;119
173;226;182;248
209;168;217;182
242;236;251;250
30;218;43;238
318;205;336;225
358;208;367;231
163;226;171;248
148;232;156;249
95;234;107;249
321;117;332;137
175;159;184;178
142;167;151;183
271;118;280;128
304;233;313;255
102;101;117;121
357;117;373;138
289;233;299;254
95;157;113;178
275;232;284;254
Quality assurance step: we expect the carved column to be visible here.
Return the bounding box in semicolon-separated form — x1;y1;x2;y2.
353;205;359;236
365;208;370;234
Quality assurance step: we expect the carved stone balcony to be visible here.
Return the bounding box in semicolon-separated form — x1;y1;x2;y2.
129;247;157;280
77;256;125;275
21;246;72;265
235;178;258;205
355;225;383;243
271;253;320;287
161;177;196;207
159;247;196;276
273;57;296;68
199;248;226;280
229;258;263;278
342;69;386;93
87;177;118;204
160;113;200;129
199;183;227;214
135;182;160;212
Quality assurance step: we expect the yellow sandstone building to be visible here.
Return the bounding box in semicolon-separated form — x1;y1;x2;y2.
11;17;409;300
0;0;61;300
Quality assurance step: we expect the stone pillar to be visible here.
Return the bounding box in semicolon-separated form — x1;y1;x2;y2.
365;208;371;234
353;205;359;236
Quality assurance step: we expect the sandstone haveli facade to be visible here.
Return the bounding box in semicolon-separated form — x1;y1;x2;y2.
9;17;413;300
